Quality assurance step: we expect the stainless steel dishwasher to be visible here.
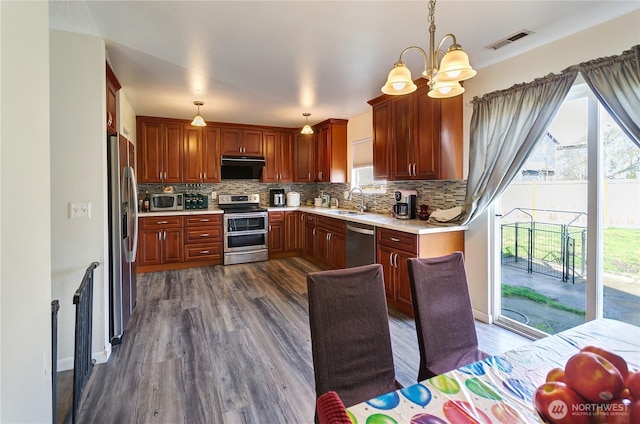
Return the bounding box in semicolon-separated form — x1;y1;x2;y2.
346;221;376;268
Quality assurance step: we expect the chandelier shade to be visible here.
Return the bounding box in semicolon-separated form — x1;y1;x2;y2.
380;0;476;99
301;113;314;135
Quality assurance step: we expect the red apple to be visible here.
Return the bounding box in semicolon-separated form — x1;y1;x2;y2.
626;371;640;399
565;352;624;402
630;400;640;423
546;367;568;384
533;381;589;424
581;346;629;381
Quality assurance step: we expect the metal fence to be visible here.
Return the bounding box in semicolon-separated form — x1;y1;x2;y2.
72;262;99;424
501;209;586;283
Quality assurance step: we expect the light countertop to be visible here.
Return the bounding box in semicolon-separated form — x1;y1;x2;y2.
139;206;467;235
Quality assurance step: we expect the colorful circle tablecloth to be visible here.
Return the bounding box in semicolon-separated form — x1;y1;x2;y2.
346;319;640;423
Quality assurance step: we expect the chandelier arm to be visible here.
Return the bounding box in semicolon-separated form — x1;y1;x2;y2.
436;33;458;56
398;46;430;79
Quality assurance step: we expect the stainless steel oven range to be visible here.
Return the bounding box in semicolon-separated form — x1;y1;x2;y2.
218;194;268;265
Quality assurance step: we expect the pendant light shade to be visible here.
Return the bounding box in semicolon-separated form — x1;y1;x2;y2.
301;113;314;135
433;45;477;83
381;61;417;95
428;80;465;98
191;101;207;127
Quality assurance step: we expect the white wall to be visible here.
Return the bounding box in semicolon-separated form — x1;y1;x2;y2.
0;1;52;421
50;30;110;370
461;10;640;322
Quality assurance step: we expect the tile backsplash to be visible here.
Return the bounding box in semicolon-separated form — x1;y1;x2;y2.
138;180;466;215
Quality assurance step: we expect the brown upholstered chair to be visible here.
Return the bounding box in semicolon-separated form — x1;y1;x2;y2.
316;391;352;424
307;264;402;414
407;252;490;381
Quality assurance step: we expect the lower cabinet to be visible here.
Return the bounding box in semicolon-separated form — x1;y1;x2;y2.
284;211;302;253
302;213;346;269
137;213;223;272
138;216;184;267
316;216;346;269
184;214;223;261
268;211;286;255
377;227;465;316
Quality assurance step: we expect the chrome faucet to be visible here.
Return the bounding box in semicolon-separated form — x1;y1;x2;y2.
348;187;366;213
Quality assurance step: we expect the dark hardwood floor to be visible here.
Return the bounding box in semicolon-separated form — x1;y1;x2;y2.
75;257;530;424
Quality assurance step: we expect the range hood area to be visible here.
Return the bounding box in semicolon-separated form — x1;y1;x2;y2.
220;155;266;180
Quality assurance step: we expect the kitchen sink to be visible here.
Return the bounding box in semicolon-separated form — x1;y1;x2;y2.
333;210;364;215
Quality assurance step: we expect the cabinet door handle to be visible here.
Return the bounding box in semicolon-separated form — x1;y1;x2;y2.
157;221;169;224
200;219;210;222
413;163;417;176
312;228;316;236
269;225;272;232
163;230;167;240
300;214;304;221
199;233;209;237
394;253;399;268
203;172;207;179
389;253;394;267
390;237;400;242
199;250;210;254
308;173;311;181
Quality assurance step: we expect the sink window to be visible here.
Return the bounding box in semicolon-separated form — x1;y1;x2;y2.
352;138;386;194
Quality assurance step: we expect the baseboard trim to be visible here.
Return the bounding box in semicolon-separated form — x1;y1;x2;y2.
57;347;111;372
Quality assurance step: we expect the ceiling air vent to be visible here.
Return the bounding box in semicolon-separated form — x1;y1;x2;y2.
486;29;534;50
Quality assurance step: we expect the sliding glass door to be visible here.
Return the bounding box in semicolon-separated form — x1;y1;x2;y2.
495;81;640;336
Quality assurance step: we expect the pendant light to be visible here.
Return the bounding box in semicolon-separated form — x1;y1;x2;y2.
381;0;476;98
301;113;314;135
191;101;207;127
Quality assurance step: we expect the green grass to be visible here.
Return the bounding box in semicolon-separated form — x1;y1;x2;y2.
502;285;586;316
603;227;640;274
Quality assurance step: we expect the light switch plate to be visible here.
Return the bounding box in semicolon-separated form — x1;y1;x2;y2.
70;201;91;219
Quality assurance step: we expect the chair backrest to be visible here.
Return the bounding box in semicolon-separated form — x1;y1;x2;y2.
307;264;399;409
316;391;352;424
407;252;480;378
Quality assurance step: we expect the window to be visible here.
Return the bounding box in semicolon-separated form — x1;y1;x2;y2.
351;138;386;193
496;80;640;336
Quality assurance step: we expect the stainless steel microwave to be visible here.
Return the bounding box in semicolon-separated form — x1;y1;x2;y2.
150;193;184;211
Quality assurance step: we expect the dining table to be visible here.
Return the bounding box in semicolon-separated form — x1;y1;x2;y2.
346;319;640;423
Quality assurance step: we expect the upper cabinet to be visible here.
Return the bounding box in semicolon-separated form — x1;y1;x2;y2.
137;117;183;183
262;131;293;183
368;79;462;181
293;132;315;182
106;62;121;135
183;125;221;183
313;119;348;183
220;127;263;156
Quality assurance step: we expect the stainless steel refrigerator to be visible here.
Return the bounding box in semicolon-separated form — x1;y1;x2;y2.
107;134;139;345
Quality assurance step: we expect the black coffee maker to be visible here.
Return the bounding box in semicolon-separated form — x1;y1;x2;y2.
394;190;417;220
269;188;285;207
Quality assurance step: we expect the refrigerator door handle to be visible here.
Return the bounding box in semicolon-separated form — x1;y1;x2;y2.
123;166;139;263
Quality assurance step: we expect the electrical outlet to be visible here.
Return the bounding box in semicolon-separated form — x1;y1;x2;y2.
70;201;91;219
211;191;217;199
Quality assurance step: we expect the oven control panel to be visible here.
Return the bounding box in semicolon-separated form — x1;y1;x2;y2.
218;194;260;205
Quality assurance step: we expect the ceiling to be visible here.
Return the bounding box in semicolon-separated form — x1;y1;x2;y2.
49;1;639;129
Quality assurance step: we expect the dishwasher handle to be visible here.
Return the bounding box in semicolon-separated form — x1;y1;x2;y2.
346;224;375;236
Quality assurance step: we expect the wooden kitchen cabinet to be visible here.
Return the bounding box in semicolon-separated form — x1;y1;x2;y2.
302;213;317;259
368;79;463;181
284;211;302;253
106;62;120;135
183;125;221;183
268;211;286;255
138;216;184;267
377;227;465;316
137;117;183;183
315;215;347;269
221;127;263;155
293;133;315;182
313;119;348;183
183;214;223;261
262;131;292;183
